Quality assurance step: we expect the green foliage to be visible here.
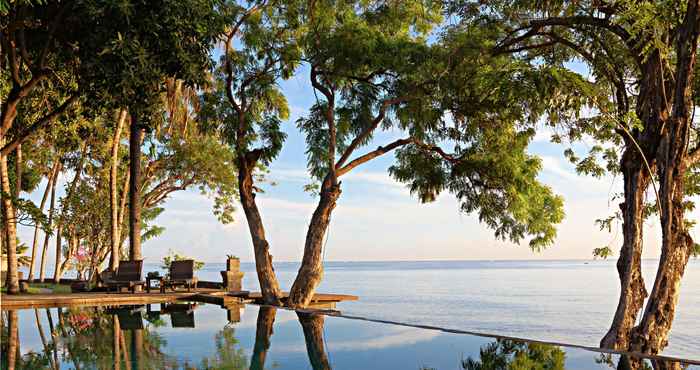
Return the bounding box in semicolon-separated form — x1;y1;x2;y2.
593;246;615;260
391;128;564;250
161;249;205;272
445;0;700;248
595;215;619;233
290;0;592;249
462;339;566;370
142;97;240;225
1;239;31;267
73;0;225;124
199;0;299;170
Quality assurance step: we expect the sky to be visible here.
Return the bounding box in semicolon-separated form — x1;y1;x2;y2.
17;64;699;265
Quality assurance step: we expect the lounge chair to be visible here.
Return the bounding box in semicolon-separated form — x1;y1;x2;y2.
161;260;197;292
105;260;146;293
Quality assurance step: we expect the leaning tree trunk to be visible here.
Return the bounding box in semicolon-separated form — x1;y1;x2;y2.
1;140;19;294
600;155;649;350
297;312;332;370
39;170;58;283
238;153;283;305
288;178;341;308
29;162;59;280
52;224;63;283
53;149;85;283
110;110;127;271
128;112;143;261
250;306;277;370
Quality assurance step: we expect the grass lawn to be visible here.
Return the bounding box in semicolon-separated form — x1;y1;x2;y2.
27;283;72;294
1;283;72;294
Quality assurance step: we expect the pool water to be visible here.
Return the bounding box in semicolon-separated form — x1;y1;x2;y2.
1;303;697;369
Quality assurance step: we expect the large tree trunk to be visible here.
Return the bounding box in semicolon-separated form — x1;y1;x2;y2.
601;44;670;353
297;312;332;370
110;110;127;271
600;156;649;349
628;3;700;360
238;153;283;305
288;178;341;308
250;306;276;370
128;112;143;261
29;161;59;280
39;166;59;283
1;139;19;294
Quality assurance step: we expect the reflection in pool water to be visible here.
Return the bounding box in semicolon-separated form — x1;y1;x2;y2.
1;304;697;369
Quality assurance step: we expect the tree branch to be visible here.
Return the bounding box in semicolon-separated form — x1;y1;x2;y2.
336;137;415;177
335;96;410;169
1;94;78;156
496;15;637;60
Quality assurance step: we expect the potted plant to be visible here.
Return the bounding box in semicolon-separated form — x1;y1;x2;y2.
226;254;239;272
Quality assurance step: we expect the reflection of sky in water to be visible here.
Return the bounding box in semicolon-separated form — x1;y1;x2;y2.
4;304;697;369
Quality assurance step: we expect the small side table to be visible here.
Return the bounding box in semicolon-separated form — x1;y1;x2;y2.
146;274;163;293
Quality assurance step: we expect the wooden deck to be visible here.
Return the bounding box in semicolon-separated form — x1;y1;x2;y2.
0;290;218;309
231;291;358;303
0;290;358;310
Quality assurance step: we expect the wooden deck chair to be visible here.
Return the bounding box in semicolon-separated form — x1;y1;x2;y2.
105;260;145;293
161;260;197;292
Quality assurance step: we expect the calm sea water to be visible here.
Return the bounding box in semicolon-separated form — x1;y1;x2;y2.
25;259;699;359
183;259;700;359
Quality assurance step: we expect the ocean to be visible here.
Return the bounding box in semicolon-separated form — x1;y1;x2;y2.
18;259;700;359
191;259;700;359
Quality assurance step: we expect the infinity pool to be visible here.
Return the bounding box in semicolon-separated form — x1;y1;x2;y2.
1;303;696;369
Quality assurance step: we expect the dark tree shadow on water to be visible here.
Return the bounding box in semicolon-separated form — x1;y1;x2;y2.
297;311;333;370
249;306;277;370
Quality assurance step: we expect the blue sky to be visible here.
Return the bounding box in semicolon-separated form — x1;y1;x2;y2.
18;64;696;264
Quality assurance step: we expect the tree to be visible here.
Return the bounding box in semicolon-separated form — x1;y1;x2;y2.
201;0;301;305
49;86;237;282
447;0;700;360
1;1;79;293
72;0;226;263
286;0;585;307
